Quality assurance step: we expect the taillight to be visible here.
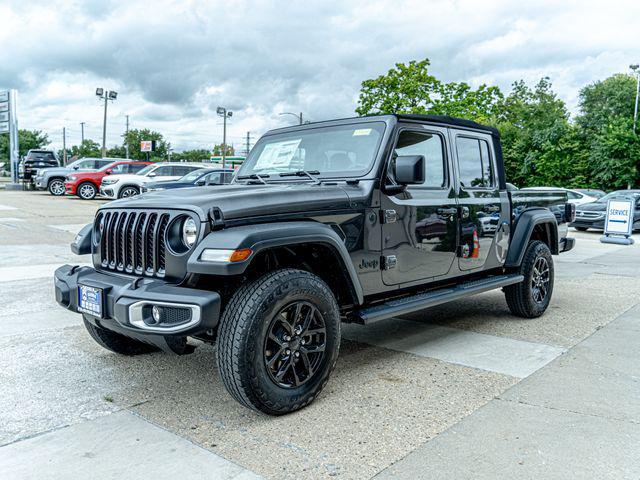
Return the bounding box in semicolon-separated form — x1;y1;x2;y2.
565;203;576;223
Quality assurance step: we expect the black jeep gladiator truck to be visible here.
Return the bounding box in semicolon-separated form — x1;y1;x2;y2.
54;114;575;414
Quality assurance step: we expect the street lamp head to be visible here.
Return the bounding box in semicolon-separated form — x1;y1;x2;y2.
96;88;104;97
630;64;640;72
108;91;118;100
227;111;233;117
216;107;225;115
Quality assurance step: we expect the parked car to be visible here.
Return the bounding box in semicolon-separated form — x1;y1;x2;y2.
65;160;152;200
574;188;606;199
141;168;234;193
35;157;118;196
19;150;59;186
55;114;575;415
99;162;203;199
570;190;640;232
521;186;598;206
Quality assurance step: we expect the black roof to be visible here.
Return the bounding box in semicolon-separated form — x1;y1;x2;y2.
396;114;499;137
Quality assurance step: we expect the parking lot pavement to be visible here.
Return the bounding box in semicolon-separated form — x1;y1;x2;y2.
1;190;639;479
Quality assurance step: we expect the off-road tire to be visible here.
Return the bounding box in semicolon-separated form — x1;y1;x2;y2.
83;316;157;355
574;227;588;232
48;178;65;196
118;186;140;198
504;240;554;318
217;268;340;415
77;182;97;200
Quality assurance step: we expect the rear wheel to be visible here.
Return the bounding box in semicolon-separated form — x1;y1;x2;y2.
217;269;340;415
78;182;97;200
83;316;158;355
48;178;65;196
504;240;554;318
119;186;139;198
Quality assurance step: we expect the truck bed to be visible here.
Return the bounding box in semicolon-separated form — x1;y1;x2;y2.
510;189;570;240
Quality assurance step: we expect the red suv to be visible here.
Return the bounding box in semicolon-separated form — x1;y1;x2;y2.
65;160;152;200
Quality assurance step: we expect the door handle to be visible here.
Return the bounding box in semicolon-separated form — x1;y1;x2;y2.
436;207;457;216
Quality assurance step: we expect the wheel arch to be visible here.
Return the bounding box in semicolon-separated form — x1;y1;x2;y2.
187;221;364;307
505;208;558;267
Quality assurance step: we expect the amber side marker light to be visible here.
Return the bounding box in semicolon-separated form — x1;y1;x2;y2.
200;248;253;263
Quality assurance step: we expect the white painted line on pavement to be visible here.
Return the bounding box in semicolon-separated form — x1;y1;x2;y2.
0;204;17;211
343;319;565;378
47;224;88;235
0;410;262;480
0;263;90;283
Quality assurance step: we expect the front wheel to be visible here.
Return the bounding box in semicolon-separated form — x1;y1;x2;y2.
217;269;341;415
118;186;139;198
504;240;554;318
48;178;65;196
77;182;97;200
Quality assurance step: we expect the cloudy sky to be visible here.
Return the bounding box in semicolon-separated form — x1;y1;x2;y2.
1;0;639;153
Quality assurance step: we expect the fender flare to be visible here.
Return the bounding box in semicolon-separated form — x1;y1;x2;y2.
505;208;559;267
187;221;364;305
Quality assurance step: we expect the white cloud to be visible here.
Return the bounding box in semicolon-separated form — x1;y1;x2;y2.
1;0;639;151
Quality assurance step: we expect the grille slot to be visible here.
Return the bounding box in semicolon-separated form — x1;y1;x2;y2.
98;209;177;278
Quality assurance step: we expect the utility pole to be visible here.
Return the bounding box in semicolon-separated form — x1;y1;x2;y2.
245;131;252;157
62;127;67;165
631;64;640;134
95;88;118;158
125;115;130;159
80;122;85;144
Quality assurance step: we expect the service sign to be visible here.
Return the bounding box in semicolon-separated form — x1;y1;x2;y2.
0;123;8;133
0;90;8;102
0;112;8;122
140;140;152;152
0;101;8;112
604;198;635;236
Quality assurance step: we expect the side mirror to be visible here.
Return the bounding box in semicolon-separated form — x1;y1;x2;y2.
195;179;206;186
73;166;79;170
105;169;112;175
148;172;156;177
394;155;425;185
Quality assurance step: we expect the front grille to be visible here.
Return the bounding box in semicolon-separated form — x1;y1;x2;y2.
96;210;172;277
576;211;603;219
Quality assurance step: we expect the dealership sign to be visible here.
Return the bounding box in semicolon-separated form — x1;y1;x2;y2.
140;140;153;152
604;199;634;236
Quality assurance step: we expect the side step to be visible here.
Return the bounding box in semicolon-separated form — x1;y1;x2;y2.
352;273;524;325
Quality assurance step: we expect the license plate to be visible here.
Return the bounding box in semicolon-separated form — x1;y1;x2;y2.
78;284;103;317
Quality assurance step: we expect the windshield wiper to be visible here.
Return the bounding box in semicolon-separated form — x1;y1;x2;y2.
279;170;321;184
236;173;270;185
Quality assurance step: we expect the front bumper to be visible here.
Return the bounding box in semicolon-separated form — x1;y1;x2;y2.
35;177;45;189
570;219;605;230
100;186;116;198
54;265;221;341
559;237;575;253
64;181;78;195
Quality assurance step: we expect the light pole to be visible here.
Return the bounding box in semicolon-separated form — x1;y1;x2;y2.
279;111;304;125
96;88;118;158
631;65;640;134
216;106;233;169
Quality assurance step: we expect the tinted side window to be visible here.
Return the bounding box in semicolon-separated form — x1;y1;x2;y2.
173;166;196;177
96;159;112;168
128;163;148;173
393;131;446;188
456;137;494;188
153;166;173;176
109;164;127;174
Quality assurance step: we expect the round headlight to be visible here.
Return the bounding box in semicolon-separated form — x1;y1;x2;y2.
182;217;197;248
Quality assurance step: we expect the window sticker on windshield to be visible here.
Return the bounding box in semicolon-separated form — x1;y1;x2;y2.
254;139;302;170
352;128;372;136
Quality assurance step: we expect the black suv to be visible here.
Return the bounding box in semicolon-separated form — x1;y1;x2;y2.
19;149;59;185
55;114;575;414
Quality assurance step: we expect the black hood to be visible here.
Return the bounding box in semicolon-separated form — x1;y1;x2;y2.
576;201;607;212
103;182;354;222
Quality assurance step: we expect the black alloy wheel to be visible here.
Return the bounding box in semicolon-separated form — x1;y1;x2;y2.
264;301;327;389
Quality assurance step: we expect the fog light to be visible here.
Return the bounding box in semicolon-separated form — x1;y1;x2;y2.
152;305;162;323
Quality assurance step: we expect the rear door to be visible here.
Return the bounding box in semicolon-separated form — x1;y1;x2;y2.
452;132;504;271
381;125;458;285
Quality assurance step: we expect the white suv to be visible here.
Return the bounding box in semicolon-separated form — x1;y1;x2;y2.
99;162;204;199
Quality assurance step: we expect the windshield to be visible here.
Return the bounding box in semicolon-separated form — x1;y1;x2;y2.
179;170;208;183
237;122;386;179
136;164;156;176
597;191;640;203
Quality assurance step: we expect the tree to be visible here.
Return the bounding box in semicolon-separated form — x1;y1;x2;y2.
69;139;101;158
172;149;212;162
0;129;50;162
356;58;503;123
576;74;637;134
122;129;169;160
212;144;234;156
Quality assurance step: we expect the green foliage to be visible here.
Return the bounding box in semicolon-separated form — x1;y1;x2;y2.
212;143;235;156
0;129;50;162
356;59;640;190
172;149;212;162
356;59;503;123
69;139;101;158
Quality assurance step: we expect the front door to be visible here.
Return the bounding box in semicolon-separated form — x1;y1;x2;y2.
381;126;458;286
451;132;503;271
